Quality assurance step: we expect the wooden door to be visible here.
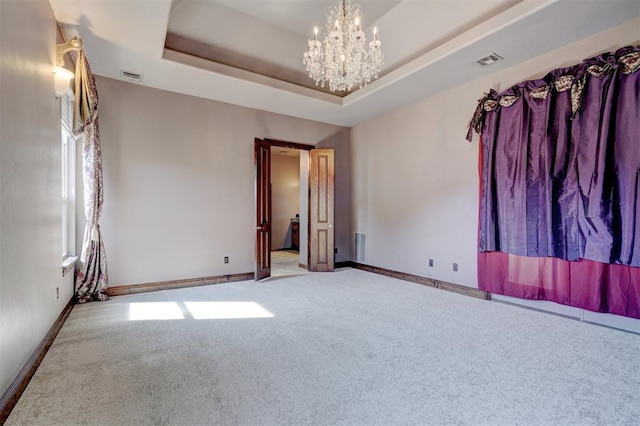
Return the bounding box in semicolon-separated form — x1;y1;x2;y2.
255;138;271;280
309;149;334;272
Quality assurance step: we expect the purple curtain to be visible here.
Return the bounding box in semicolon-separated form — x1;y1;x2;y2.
478;251;640;319
469;45;640;318
473;45;640;266
73;50;108;303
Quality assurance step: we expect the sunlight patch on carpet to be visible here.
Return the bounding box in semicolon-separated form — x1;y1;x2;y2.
185;301;274;319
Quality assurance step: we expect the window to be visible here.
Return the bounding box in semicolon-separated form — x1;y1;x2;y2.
61;93;76;261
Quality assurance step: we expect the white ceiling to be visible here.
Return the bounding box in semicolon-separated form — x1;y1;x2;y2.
50;0;640;127
273;148;301;158
210;0;402;37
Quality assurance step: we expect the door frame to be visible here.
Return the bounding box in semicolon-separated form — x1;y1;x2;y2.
255;138;314;281
264;139;315;152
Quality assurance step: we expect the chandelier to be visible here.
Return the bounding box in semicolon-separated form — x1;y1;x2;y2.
303;0;383;92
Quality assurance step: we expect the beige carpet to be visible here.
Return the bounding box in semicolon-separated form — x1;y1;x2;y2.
7;263;640;425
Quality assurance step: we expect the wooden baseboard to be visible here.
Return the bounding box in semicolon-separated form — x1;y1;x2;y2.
298;263;308;270
0;298;75;424
106;272;255;296
350;262;491;300
334;261;352;269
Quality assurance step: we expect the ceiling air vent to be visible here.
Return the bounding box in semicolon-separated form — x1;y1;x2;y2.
475;53;504;67
120;70;143;82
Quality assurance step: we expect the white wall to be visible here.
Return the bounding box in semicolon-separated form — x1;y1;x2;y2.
350;18;640;328
0;0;75;398
271;154;300;250
351;87;479;285
93;76;345;286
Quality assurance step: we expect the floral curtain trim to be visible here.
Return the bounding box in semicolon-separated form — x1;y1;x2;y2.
73;50;109;303
466;45;640;142
553;75;574;92
619;51;640;74
529;86;549;99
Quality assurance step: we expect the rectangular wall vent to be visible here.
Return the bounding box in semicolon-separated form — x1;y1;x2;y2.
475;53;504;67
354;232;366;263
120;70;143;82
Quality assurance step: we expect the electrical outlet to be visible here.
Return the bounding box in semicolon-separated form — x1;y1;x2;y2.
56;287;59;299
428;259;434;267
453;262;459;272
224;256;229;264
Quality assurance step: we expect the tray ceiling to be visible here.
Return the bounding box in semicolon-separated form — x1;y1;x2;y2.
50;0;640;127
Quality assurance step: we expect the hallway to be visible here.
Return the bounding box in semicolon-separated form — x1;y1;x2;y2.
270;250;308;278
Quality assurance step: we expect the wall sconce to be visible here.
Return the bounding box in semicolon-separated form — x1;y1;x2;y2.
54;66;74;97
55;37;82;97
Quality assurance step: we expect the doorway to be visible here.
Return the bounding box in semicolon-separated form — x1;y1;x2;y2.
254;138;335;280
271;146;306;278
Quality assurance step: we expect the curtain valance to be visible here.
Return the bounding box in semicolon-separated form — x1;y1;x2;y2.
73;49;98;136
467;46;640;141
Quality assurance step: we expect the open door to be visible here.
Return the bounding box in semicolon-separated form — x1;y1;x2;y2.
309;149;335;272
255;138;271;280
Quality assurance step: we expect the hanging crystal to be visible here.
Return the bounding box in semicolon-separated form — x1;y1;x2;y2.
303;0;384;93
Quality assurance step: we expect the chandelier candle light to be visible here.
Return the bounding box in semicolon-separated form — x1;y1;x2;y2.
303;0;383;92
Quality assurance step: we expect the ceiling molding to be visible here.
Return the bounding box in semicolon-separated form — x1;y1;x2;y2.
162;48;342;105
